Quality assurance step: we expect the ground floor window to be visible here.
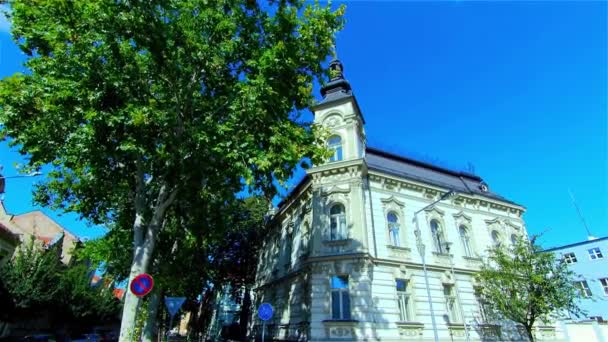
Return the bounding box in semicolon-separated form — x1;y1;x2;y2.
443;285;461;323
331;275;351;320
396;279;412;321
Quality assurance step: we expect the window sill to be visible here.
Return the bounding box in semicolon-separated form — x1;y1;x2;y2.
323;239;351;247
387;245;411;252
463;256;482;262
322;319;359;325
396;321;424;327
432;252;453;257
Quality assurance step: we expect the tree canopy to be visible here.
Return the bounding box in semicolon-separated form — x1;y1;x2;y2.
0;0;345;338
476;236;583;341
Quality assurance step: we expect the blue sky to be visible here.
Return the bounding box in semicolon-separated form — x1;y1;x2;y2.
1;1;606;247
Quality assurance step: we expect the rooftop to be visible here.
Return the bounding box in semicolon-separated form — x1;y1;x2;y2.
543;236;608;252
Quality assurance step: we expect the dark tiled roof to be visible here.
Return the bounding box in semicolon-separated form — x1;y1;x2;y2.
365;147;522;207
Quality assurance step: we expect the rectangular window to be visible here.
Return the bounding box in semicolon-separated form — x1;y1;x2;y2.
331;276;350;320
588;247;604;260
600;278;608;296
443;285;461;323
574;280;592;298
474;291;489;322
396;279;412;321
563;252;577;264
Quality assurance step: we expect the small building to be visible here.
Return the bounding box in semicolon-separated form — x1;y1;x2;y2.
252;60;555;341
0;201;80;265
544;236;608;322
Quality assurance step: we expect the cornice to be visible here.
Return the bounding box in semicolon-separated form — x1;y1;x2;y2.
307;158;367;178
368;171;525;216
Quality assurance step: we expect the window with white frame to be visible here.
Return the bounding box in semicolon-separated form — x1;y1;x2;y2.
588;247;603;260
396;279;412;321
491;230;501;248
443;285;461;323
430;220;446;254
459;225;473;257
574;280;592;298
331;275;351;320
328;135;343;162
387;212;400;247
600;278;608;296
563;252;577;264
329;204;346;240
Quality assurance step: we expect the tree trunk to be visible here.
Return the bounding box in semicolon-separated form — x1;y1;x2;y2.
118;178;176;342
239;287;251;341
142;289;161;342
118;226;156;342
525;325;535;342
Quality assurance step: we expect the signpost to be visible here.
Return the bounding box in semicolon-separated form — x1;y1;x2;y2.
257;303;273;342
129;274;154;297
164;297;186;339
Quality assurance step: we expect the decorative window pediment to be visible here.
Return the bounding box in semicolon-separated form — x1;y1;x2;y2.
321;185;351;197
441;271;456;285
424;206;445;217
381;196;405;209
393;265;412;281
322;112;345;128
452;211;472;224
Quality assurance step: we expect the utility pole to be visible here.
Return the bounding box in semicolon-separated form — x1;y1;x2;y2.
568;189;594;239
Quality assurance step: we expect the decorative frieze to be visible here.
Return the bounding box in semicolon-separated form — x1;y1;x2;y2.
396;322;424;337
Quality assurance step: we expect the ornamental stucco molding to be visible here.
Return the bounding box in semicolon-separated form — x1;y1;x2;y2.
452;210;472;223
367;171;525;217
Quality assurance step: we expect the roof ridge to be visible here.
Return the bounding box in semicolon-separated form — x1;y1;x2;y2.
365;147;482;181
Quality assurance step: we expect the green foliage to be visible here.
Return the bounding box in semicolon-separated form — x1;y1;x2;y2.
0;0;344;334
0;239;120;330
0;0;344;225
57;262;121;327
0;238;62;313
476;236;583;341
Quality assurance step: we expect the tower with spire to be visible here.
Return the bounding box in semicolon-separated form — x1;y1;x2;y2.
311;59;366;165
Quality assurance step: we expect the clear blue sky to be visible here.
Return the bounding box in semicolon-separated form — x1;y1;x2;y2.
1;1;606;247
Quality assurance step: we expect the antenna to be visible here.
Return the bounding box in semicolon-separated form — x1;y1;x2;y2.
568;189;594;239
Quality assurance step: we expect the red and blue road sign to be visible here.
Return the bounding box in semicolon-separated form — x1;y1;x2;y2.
130;273;154;297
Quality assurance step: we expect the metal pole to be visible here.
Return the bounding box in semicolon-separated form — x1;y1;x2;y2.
262;321;266;342
167;316;174;342
414;215;439;342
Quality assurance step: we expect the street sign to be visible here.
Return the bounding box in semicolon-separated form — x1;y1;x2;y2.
164;297;186;318
258;303;273;321
130;273;154;297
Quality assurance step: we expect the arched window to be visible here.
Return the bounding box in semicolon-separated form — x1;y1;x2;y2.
459;225;473;257
491;231;501;247
387;212;400;247
510;234;518;245
430;220;445;253
330;204;346;240
328;135;343;162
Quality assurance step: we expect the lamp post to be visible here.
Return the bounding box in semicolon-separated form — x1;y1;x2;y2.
443;242;471;342
412;189;456;342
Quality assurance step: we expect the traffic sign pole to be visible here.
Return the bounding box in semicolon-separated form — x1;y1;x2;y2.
262;321;265;342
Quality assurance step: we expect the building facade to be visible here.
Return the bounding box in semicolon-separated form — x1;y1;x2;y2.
252;60;559;341
544;236;608;322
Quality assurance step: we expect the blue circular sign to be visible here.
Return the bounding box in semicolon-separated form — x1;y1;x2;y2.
258;303;273;321
130;273;154;297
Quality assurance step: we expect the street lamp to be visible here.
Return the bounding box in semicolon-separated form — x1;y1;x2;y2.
443;242;471;342
412;189;456;342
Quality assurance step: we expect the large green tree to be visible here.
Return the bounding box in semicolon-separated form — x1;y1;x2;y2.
476;236;583;342
0;1;343;339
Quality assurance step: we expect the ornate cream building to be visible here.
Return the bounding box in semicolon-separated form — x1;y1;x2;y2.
252;60;560;342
